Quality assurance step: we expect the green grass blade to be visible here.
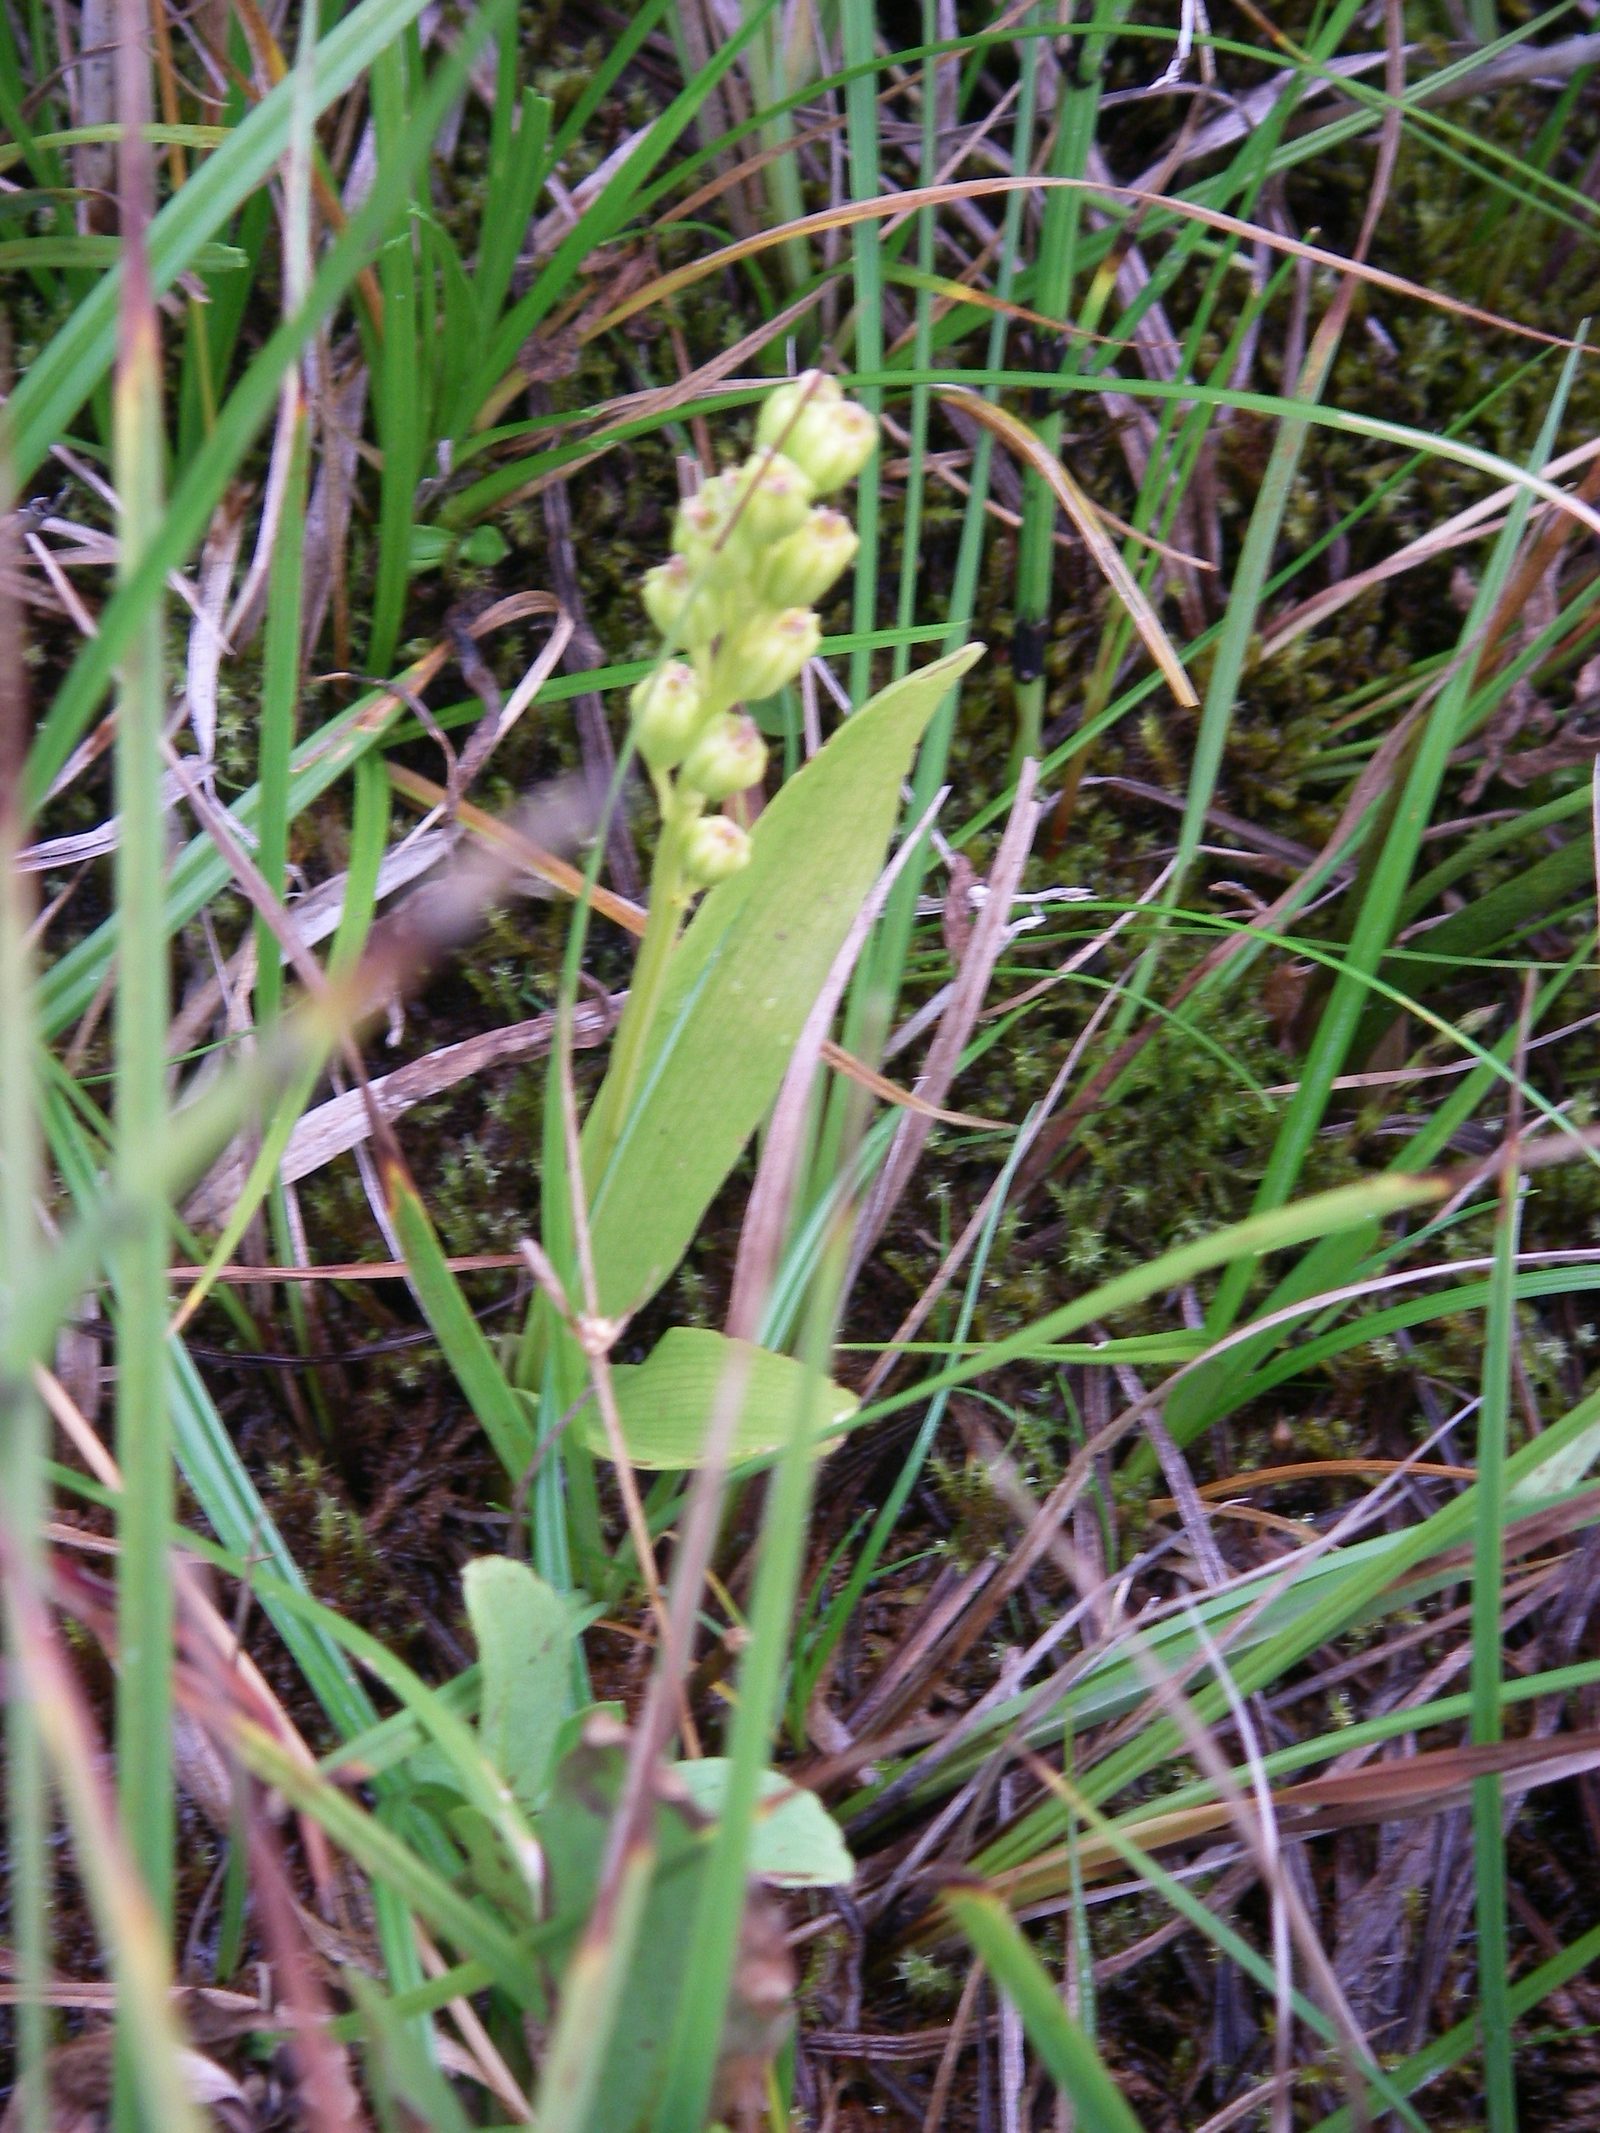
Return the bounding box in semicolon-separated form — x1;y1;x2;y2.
366;30;422;674
942;1888;1141;2132
6;0;442;485
109;62;174;1963
860;1170;1446;1431
1008;0;1132;766
1309;1920;1600;2133
233;1724;539;2001
23;0;513;811
457;8;766;433
387;1165;536;1479
1185;332;1587;1385
0;391;49;2133
841;0;883;715
1474;1152;1524;2131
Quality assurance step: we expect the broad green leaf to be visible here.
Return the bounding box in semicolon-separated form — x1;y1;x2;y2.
582;1326;856;1470
446;1804;538;1920
585;642;984;1318
406;522;509;574
673;1762;854;1888
463;1557;573;1812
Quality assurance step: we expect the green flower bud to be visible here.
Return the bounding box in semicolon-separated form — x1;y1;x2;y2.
756;370;841;453
680;714;768;799
629;661;705;770
720;606;821;702
726;451;815;548
785;401;878;495
758;507;859;607
671;478;741;575
682;814;752;886
757;373;877;494
641;555;720;647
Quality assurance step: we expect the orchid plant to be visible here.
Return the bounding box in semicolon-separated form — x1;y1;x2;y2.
588;373;880;1163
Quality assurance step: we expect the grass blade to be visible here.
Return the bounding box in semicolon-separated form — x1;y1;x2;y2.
109;1;174;1985
1474;1141;1525;2130
942;1887;1141;2133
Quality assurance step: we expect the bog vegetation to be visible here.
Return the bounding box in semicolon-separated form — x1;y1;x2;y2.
3;3;1600;2130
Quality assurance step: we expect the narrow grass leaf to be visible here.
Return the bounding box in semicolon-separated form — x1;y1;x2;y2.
110;28;175;1976
387;1166;536;1479
1474;1152;1524;2132
942;1887;1141;2132
7;0;443;484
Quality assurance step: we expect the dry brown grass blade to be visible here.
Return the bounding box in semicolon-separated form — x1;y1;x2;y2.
854;993;1120;1410
838;1053;1002;1132
986;1729;1600;1906
164;1251;524;1283
277;590;557;796
228;0;383;335
472;282;841;497
166;776;599;1332
388;762;641;927
184;997;617;1227
587;175;1590;357
178;1572;371;2133
184;486;248;767
388;766;1006;1133
35;1410;336;1896
662;107;850;231
1154;1457;1480;1508
932;391;1198;706
877;413;1213;572
883;271;1169;362
46;1547;374;2130
0;1535;207;2133
1260;436;1600;661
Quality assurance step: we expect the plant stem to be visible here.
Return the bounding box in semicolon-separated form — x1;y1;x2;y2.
585;794;692;1185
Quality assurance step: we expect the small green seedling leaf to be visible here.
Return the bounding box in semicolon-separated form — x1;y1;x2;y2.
407;521;510;574
463;1556;573;1811
673;1762;854;1888
582;1326;857;1469
585;642;984;1318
